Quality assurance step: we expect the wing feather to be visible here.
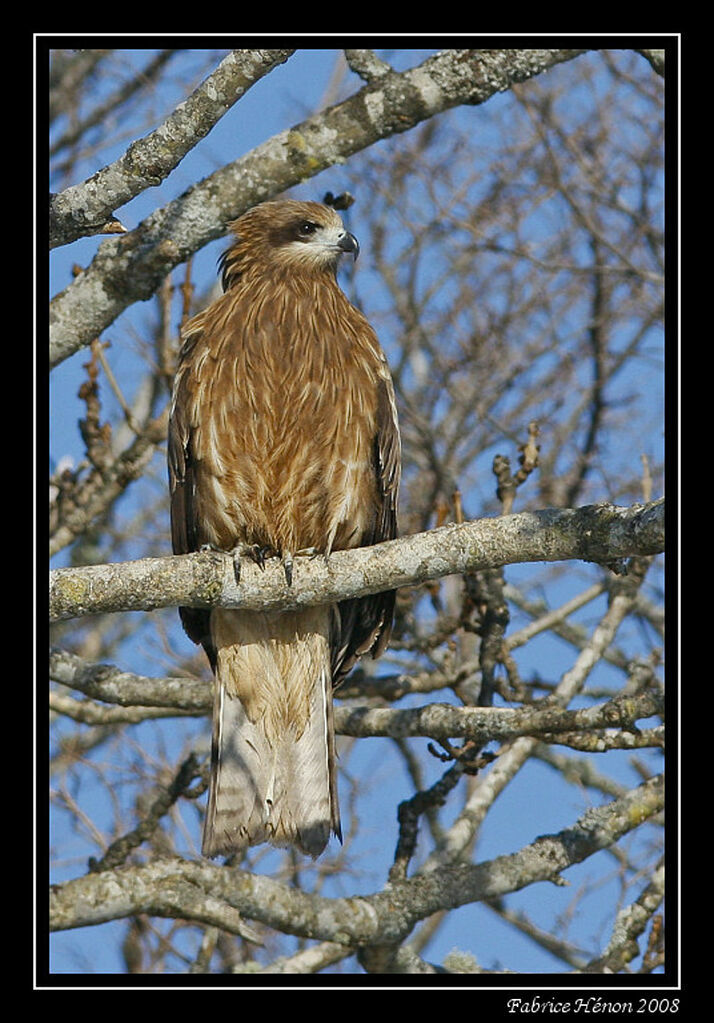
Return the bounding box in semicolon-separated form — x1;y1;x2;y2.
333;374;401;684
168;343;216;667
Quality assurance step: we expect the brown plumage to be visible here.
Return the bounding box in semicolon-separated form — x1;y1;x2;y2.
168;200;400;857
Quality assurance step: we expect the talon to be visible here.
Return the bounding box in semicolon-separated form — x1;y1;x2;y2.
250;544;283;571
228;543;282;582
282;553;293;587
230;546;244;585
229;543;269;582
241;544;269;570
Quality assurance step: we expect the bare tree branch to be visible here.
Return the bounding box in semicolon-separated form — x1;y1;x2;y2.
635;49;666;77
241;941;352;974
420;562;657;872
49;646;210;710
343;49;393;83
49;48;587;368
49;408;168;558
49;640;662;747
49;774;663;946
337;690;663;744
49;499;663;622
581;857;665;973
49;49;296;248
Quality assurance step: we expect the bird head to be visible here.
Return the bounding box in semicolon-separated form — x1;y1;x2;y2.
220;200;359;288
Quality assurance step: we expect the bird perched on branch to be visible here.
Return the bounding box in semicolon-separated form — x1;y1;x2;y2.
168;199;400;858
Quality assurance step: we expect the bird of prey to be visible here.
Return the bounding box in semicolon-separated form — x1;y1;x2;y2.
168;199;401;858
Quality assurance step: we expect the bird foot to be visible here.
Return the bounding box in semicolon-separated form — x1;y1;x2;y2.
282;552;293;587
228;544;325;586
279;548;321;586
230;543;279;584
289;547;331;582
294;546;321;559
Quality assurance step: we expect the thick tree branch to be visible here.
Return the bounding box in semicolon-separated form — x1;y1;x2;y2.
49;688;199;724
337;689;663;744
50;774;663;944
49;499;664;622
49;646;210;709
49;49;296;249
49;48;587;369
240;941;352;974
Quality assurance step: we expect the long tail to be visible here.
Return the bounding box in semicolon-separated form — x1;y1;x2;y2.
202;606;340;859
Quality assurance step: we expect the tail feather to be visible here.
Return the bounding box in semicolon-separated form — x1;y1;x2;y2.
202;607;339;858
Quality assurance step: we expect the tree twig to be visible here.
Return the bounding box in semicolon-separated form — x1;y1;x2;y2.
87;754;204;874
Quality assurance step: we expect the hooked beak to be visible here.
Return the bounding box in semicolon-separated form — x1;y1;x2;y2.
337;231;360;261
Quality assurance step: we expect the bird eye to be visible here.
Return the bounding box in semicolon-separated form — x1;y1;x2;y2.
297;221;318;237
